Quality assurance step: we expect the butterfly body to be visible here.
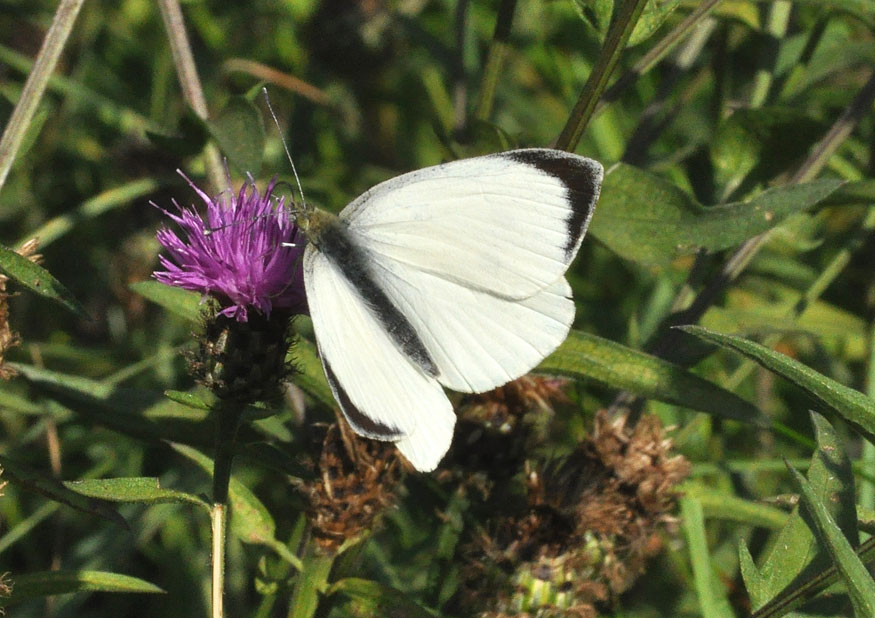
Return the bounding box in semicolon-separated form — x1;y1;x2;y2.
301;148;603;471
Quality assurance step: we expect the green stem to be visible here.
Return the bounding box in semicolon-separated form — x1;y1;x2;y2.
210;404;242;618
212;405;242;506
288;540;334;618
453;0;470;134
157;0;226;194
595;0;723;116
861;318;875;511
555;0;650;151
0;0;85;195
473;0;518;122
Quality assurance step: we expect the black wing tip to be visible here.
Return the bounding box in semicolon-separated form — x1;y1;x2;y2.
503;149;603;259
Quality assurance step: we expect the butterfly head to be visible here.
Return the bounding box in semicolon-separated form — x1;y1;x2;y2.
295;206;337;249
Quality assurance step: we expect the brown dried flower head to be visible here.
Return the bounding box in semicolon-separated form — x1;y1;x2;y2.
444;376;570;480
301;418;403;553
459;410;690;617
0;238;41;380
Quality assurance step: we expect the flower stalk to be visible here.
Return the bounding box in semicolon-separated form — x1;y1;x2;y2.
0;0;86;195
555;0;650;152
154;176;305;618
210;403;242;618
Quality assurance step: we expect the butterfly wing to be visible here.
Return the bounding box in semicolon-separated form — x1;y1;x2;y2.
305;149;602;470
303;243;454;471
341;149;603;300
361;259;576;393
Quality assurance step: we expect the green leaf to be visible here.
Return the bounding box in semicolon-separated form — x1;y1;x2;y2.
739;540;765;608
11;363;214;446
537;330;767;426
328;578;436;617
292;337;336;409
169;443;303;571
0;244;88;318
681;496;734;618
821;179;875;206
0;455;126;527
129;280;202;322
710;108;824;191
3;570;163;606
163;390;211;410
163;389;277;421
207;96;265;175
747;412;857;612
146;108;209;157
628;0;679;46
571;0;613;39
681;326;875;444
64;477;208;510
13;105;48;164
680;482;789;529
22;178;162;249
788;462;875;617
589;164;842;265
749;538;875;618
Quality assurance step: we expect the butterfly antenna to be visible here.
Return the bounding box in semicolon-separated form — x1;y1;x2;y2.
262;87;307;213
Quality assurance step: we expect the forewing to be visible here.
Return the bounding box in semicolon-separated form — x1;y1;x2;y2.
303;244;455;471
341;148;603;300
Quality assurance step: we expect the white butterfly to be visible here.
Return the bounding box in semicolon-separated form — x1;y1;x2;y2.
297;149;603;471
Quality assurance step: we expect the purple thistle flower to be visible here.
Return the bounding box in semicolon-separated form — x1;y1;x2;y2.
154;174;307;322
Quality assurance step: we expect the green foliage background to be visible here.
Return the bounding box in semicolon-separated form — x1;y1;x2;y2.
1;0;875;616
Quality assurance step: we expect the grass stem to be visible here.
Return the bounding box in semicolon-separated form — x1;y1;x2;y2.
0;0;85;195
157;0;227;193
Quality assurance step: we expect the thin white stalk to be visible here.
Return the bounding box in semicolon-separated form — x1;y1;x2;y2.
211;503;226;618
0;0;86;195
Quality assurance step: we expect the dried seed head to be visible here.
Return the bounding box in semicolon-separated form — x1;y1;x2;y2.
0;571;10;615
301;419;403;553
444;376;570;484
458;410;690;617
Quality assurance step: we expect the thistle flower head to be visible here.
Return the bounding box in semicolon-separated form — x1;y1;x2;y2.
154;175;307;322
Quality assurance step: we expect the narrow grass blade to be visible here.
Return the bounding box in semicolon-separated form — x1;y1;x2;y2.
129;280;203;322
681;326;875;444
3;570;163;607
328;578;436;617
538;330;767;425
0;455;126;528
0;244;88;318
681;496;734;618
788;463;875;616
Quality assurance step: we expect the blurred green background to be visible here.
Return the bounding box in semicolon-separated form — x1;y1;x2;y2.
1;0;875;616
